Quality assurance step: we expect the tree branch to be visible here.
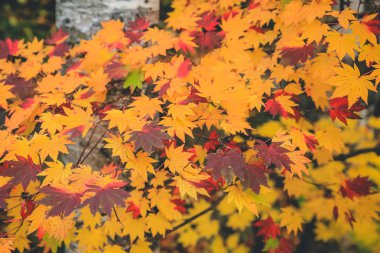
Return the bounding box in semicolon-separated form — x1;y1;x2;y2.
167;193;226;235
334;146;380;161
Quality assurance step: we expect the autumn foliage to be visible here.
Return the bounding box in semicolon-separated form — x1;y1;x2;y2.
0;0;380;252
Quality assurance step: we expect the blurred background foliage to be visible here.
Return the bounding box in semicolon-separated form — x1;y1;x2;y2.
0;0;173;40
0;0;54;40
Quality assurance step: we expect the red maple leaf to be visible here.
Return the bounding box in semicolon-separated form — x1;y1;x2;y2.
304;133;318;152
363;18;380;35
125;17;150;43
198;12;219;31
105;61;128;79
127;201;141;218
172;199;187;214
189;177;220;195
0;185;11;209
206;148;246;184
264;91;300;119
20;200;36;219
195;31;223;50
38;186;82;217
340;176;373;199
4;74;35;99
280;43;315;65
329;97;366;125
177;59;192;78
82;181;129;215
254;216;281;240
265;98;288;118
204;130;219;151
128;123;172;153
0;155;41;190
49;42;69;57
255;140;293;171
241;161;270;194
46;29;69;45
0;38;19;58
128;17;150;31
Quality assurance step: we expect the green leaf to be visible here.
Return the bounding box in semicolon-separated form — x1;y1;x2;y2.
123;70;144;91
263;238;279;251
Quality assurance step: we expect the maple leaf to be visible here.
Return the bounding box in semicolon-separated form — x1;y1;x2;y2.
0;155;41;190
330;64;376;107
195;31;223;50
46;28;69;45
279;207;303;235
204;130;219;151
325;31;359;60
82;181;129;215
31;133;73;161
265;95;297;118
130;239;152;253
39;161;72;187
125;151;156;181
329;97;366;125
145;213;173;236
0;237;15;253
0;83;15;110
225;184;259;215
123;212;147;241
124;70;144;91
105;61;128;79
280;43;315;65
164;145;193;174
206;148;246;184
255;140;293;171
198;12;219;31
38;186;81;217
128;123;172;153
254;216;281;240
340;176;373;199
4;74;35;99
241;162;270;194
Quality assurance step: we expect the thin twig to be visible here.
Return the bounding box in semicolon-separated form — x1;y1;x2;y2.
167;193;226;235
80;131;107;164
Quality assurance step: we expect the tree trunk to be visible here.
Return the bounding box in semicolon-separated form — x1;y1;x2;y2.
56;0;159;40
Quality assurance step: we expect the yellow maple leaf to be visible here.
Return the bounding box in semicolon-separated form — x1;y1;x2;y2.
330;63;376;107
121;213;146;241
164;144;193;174
0;83;15;110
46;214;75;241
351;13;378;45
104;109;144;133
39;161;72;187
146;213;173;237
225;184;258;215
58;106;94;137
148;188;182;221
325;31;359;60
126;151;157;181
279;207;304;234
103;134;134;163
330;9;357;29
275;95;298;115
130;239;152;253
316;124;345;154
130;95;163;119
39;112;63;134
31;133;73;161
0;237;15;253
